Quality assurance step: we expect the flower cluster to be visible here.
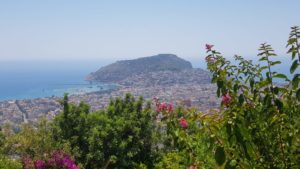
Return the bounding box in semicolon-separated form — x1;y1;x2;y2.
205;44;214;50
189;165;195;169
24;150;79;169
221;93;232;105
179;118;188;129
153;97;173;113
24;157;34;169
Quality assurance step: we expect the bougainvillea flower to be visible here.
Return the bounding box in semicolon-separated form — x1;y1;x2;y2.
205;44;214;50
179;118;188;129
221;93;232;105
189;165;195;169
35;160;44;169
31;150;79;169
155;101;173;113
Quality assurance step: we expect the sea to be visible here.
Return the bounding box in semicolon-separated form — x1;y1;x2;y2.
0;60;114;101
0;57;297;101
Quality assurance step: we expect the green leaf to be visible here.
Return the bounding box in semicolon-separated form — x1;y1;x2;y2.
292;74;300;87
259;56;267;61
273;73;288;80
237;123;251;141
239;94;244;105
215;146;226;166
259;66;268;71
287;46;295;54
275;99;283;110
287;38;297;45
217;80;224;88
224;160;237;169
290;60;299;74
250;78;254;89
273;86;279;94
233;83;239;93
296;88;300;101
270;61;281;66
292;51;297;60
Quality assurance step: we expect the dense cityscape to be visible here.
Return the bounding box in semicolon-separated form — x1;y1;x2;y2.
0;68;219;128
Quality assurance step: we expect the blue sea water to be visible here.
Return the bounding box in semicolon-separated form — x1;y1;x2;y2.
0;57;298;101
0;61;112;101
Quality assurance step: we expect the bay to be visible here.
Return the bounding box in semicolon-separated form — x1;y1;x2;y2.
0;60;112;101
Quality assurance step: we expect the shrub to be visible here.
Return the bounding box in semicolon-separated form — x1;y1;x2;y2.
0;155;22;169
53;93;159;168
157;26;300;168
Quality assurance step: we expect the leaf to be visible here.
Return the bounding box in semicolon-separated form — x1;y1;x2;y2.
270;61;281;66
296;88;300;101
224;160;237;169
239;94;244;105
273;86;279;94
290;60;299;74
292;51;296;60
250;78;254;89
259;56;267;61
273;74;288;80
287;46;295;53
237;123;251;141
292;74;300;87
233;84;239;92
275;99;283;110
217;80;224;88
287;38;297;45
259;66;268;71
215;146;226;166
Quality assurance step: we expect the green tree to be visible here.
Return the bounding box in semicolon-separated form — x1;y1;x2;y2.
2;118;59;161
53;93;159;169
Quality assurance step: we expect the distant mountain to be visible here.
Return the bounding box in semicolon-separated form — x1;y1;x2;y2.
87;54;194;82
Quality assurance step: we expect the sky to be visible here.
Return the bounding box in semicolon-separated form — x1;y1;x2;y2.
0;0;299;63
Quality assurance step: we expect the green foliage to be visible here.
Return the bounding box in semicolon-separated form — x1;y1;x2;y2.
154;151;187;169
53;93;159;169
1;26;299;169
156;26;300;169
0;156;22;169
205;26;300;168
1;118;59;161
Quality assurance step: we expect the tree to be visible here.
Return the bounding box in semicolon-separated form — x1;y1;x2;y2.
53;93;159;168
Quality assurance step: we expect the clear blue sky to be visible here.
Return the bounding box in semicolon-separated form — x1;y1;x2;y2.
0;0;299;62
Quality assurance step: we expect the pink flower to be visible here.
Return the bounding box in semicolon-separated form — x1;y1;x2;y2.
221;93;232;105
189;165;195;169
205;44;214;50
23;157;34;169
35;160;44;169
179;118;188;129
155;101;173;113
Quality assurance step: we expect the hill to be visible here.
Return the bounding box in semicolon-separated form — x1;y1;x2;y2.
86;54;193;82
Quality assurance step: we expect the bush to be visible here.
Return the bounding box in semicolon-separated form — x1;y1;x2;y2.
0;156;22;169
53;93;159;168
156;26;300;168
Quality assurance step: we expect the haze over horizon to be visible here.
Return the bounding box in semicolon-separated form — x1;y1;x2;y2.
0;0;299;62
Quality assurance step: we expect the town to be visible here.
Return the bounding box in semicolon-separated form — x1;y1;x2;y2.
0;69;220;128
